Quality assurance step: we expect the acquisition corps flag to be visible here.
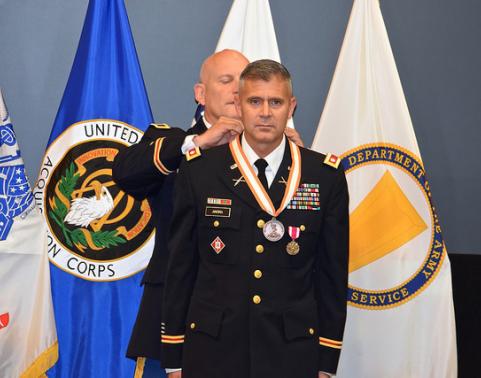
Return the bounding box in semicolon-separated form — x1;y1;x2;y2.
33;0;155;376
0;89;57;376
312;0;457;377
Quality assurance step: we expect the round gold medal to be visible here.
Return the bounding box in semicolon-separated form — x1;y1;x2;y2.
286;240;300;255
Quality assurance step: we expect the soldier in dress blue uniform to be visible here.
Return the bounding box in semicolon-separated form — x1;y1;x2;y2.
112;49;248;370
161;60;349;378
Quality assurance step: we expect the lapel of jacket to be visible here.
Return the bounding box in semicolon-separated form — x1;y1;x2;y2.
188;118;208;136
269;140;293;209
217;145;263;212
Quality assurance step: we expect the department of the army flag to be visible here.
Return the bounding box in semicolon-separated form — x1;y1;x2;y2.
0;89;58;376
32;0;155;376
311;0;457;377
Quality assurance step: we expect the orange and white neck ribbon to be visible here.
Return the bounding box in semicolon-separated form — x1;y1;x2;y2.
229;136;301;217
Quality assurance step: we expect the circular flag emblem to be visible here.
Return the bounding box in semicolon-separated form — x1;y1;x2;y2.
342;143;446;310
34;119;155;281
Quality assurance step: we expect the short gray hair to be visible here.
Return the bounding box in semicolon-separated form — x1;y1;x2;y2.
239;59;293;94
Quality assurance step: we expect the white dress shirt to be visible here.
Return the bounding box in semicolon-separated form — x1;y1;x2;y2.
181;116;212;154
241;134;286;188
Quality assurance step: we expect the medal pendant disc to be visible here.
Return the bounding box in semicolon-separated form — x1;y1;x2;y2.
286;240;300;255
263;218;285;242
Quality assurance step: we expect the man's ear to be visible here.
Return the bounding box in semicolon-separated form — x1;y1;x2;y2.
194;83;206;106
288;96;297;119
234;94;242;117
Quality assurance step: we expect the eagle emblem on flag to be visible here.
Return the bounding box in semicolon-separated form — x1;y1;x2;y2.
0;122;34;240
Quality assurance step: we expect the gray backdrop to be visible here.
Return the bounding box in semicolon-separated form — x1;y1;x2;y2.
1;0;480;254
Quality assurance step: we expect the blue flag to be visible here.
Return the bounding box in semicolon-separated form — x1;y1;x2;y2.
33;1;155;376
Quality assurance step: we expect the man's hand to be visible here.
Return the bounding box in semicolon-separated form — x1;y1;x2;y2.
284;127;304;147
318;372;331;378
167;371;182;378
194;117;243;149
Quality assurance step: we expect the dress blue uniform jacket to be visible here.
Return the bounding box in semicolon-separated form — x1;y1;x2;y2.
161;138;349;377
112;119;207;360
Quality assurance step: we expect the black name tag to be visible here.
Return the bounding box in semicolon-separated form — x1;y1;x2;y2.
205;206;231;218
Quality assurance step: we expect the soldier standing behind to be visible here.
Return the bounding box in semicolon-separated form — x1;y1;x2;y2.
112;49;248;371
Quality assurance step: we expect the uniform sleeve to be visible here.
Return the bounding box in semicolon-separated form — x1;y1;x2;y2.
112;124;188;200
316;167;349;374
160;159;199;368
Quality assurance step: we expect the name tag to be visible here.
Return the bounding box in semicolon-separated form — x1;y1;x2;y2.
205;206;231;218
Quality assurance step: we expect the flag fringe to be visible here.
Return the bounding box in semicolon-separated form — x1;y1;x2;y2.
134;357;146;378
20;342;58;378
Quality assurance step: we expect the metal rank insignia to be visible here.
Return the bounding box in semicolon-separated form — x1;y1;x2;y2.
151;123;170;129
263;218;285;242
324;153;341;168
185;146;201;161
286;226;301;255
211;236;225;254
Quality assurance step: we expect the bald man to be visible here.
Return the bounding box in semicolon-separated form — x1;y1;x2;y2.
112;49;248;369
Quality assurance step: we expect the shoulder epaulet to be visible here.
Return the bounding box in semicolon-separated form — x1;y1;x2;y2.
185;146;201;161
323;153;341;169
150;123;170;129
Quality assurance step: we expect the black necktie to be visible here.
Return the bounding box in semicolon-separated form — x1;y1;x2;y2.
254;159;269;191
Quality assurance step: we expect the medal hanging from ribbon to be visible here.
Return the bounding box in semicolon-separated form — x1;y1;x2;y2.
263;218;285;242
229;136;302;242
286;226;300;255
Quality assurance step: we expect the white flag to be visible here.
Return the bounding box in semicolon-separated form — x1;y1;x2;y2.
216;0;280;62
215;0;294;128
0;89;58;377
311;0;457;377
